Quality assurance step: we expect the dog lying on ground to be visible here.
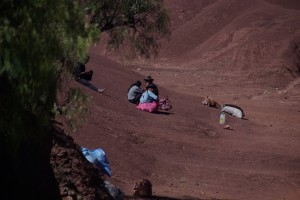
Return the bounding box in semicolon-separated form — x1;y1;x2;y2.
202;96;246;119
202;96;222;109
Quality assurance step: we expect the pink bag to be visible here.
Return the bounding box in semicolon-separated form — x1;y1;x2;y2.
159;97;172;111
136;101;159;113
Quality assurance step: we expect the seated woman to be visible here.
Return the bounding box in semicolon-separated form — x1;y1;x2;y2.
136;84;159;113
127;80;144;104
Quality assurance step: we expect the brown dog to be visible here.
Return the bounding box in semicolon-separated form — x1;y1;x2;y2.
202;96;222;109
132;179;152;197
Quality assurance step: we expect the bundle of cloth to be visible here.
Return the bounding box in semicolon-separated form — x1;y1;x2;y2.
221;104;245;119
81;147;112;177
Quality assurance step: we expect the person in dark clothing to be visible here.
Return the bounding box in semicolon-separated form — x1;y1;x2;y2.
75;62;93;81
144;75;159;96
127;80;144;104
74;56;105;93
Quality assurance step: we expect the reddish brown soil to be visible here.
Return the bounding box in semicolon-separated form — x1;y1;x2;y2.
54;1;300;200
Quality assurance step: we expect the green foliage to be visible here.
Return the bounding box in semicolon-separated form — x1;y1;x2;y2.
0;0;96;154
86;0;171;58
55;88;93;132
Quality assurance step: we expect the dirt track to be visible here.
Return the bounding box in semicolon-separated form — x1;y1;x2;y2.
70;1;300;199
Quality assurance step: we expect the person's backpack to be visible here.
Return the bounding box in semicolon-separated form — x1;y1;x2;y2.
159;97;172;111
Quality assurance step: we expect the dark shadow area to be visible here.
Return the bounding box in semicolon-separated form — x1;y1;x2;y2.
155;111;174;115
124;195;195;200
124;195;233;200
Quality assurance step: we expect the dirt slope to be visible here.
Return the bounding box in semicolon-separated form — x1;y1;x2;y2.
68;0;300;200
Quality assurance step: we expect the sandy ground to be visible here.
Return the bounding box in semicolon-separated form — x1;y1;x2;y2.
64;1;300;199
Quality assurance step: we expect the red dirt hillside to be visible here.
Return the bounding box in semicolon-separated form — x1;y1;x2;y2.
56;0;300;200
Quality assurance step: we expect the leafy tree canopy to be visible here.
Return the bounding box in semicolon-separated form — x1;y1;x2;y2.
86;0;171;58
0;0;97;153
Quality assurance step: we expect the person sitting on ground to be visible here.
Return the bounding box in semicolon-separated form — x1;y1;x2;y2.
136;84;159;113
144;75;159;96
74;56;105;93
127;80;144;104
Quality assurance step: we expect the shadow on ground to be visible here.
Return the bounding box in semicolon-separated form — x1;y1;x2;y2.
124;195;229;200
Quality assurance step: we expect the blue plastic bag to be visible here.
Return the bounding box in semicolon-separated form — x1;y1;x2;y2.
81;147;112;177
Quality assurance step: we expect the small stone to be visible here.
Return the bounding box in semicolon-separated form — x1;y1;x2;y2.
223;125;232;130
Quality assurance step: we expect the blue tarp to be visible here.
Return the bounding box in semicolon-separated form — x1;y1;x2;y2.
81;147;112;177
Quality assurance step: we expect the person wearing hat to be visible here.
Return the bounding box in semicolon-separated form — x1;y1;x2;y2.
127;80;144;104
137;83;160;112
139;83;159;104
144;75;159;96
